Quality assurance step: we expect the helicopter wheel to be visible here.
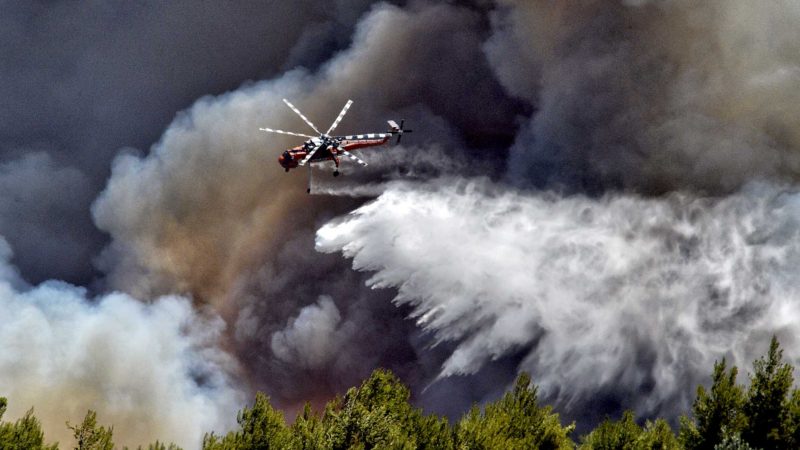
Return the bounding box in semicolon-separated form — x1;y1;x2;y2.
333;170;340;177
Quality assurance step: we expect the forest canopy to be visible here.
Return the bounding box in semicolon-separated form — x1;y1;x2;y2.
3;337;800;449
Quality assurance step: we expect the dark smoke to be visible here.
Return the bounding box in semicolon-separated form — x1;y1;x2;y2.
0;0;393;285
89;2;527;422
3;0;800;447
487;0;800;193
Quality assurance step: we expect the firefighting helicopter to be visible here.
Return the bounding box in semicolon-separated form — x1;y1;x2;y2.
259;99;411;192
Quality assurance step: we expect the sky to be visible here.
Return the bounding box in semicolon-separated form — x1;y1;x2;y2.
2;0;800;448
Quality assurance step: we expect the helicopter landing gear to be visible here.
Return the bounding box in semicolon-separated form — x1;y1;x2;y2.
333;170;340;177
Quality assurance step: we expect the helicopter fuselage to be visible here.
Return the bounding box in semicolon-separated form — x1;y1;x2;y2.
278;136;389;171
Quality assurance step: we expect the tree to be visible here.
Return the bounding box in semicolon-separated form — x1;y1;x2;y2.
579;411;643;450
639;419;680;450
455;372;574;450
291;403;328;450
742;335;794;449
679;358;746;450
203;392;294;450
578;412;678;450
0;397;58;450
68;410;114;450
787;388;800;449
712;430;754;450
322;368;449;449
415;414;454;450
134;441;184;450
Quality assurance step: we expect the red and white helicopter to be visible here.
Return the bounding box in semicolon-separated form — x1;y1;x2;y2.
260;99;411;192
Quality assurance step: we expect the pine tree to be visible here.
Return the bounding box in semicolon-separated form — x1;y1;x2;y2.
787;389;800;449
203;392;294;450
578;412;678;449
742;335;794;449
291;403;328;450
322;368;445;449
679;358;746;450
134;441;183;450
579;411;643;449
712;430;754;450
0;397;59;450
640;419;680;450
454;372;574;450
68;410;114;450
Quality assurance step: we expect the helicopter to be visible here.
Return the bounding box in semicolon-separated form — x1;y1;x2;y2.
259;99;411;192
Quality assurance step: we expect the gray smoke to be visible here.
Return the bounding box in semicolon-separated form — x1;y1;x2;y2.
0;0;394;285
90;0;518;416
309;0;800;426
70;0;800;428
0;237;243;449
271;296;350;369
487;0;800;193
0;153;95;283
4;0;800;445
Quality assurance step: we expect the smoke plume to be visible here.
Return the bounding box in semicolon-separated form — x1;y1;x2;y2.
91;0;519;417
487;0;800;193
56;0;800;429
0;238;243;449
4;0;800;445
0;0;395;286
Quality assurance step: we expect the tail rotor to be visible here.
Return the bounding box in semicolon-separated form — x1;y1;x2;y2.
388;119;413;144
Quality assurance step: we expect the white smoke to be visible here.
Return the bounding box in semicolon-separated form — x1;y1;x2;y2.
13;0;798;439
271;295;353;369
317;178;800;418
0;237;244;449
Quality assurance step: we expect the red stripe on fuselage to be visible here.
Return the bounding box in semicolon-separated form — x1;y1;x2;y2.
278;136;389;171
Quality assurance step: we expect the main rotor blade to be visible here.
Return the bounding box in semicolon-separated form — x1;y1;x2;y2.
337;133;392;140
341;149;368;166
259;128;314;139
298;142;323;166
326;99;353;135
283;99;321;135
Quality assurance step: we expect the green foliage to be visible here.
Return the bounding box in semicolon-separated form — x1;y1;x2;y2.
789;389;800;449
133;441;183;450
712;431;754;450
679;358;746;450
203;392;293;450
322;368;452;449
742;335;795;449
291;403;328;450
639;419;680;450
579;412;678;450
67;410;114;450
0;397;59;450
7;340;800;450
579;411;643;450
455;372;574;450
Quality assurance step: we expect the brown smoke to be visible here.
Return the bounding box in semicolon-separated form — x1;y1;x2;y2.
488;0;800;193
92;0;520;411
7;1;800;445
